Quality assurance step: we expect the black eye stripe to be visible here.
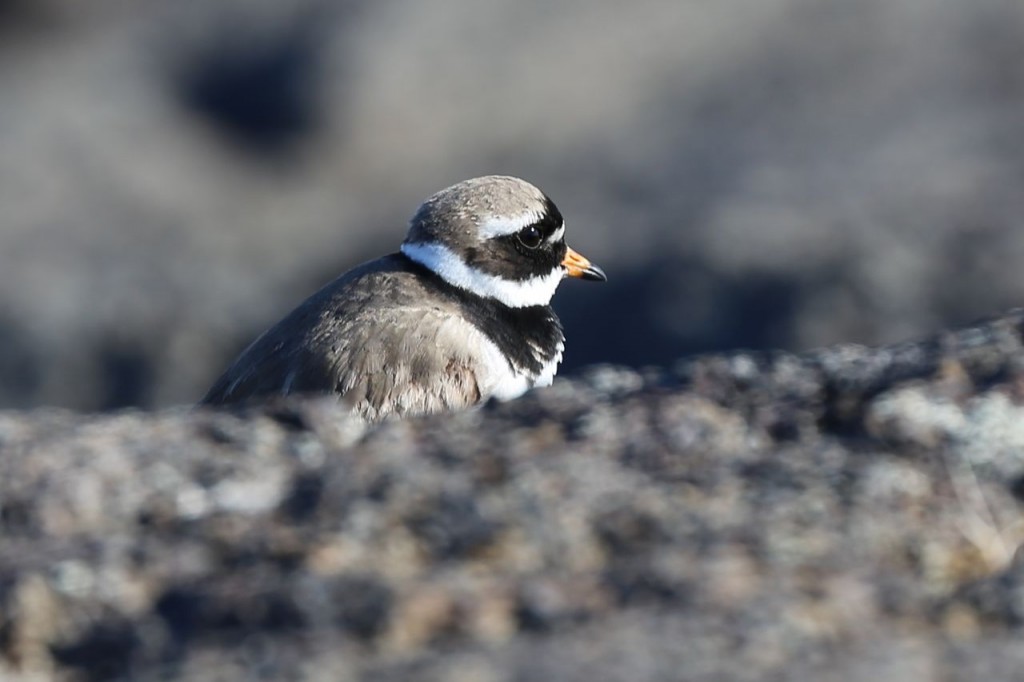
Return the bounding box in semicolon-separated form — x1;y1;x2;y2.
466;194;566;279
534;195;563;237
513;196;563;241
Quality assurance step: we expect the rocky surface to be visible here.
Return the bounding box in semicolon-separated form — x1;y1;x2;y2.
3;310;1024;681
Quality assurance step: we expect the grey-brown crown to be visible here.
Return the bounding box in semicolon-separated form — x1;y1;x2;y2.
404;176;556;249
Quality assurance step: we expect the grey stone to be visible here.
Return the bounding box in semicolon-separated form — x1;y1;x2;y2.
3;310;1024;680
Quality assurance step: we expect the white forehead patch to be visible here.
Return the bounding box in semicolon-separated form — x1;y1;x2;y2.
478;211;544;240
547;225;565;244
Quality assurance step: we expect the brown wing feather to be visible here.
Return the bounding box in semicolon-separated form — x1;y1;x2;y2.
201;255;489;421
322;307;484;421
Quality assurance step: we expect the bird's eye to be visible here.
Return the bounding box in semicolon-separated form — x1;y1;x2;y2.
517;225;543;249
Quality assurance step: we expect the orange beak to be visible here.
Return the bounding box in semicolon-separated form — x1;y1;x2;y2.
561;246;607;282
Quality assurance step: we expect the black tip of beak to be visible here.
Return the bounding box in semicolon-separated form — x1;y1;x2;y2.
581;264;607;282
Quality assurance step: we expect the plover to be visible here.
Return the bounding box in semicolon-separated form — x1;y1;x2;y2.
201;175;606;421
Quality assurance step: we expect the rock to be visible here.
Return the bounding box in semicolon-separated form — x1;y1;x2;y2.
3;310;1024;680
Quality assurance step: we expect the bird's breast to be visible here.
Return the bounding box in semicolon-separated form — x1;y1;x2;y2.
473;334;563;401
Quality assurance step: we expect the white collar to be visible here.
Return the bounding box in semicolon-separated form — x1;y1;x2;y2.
401;241;563;308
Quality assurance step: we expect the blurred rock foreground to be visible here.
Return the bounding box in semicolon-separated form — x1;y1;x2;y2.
3;0;1024;410
3;310;1024;680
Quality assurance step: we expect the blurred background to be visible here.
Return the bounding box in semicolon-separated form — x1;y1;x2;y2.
1;0;1023;411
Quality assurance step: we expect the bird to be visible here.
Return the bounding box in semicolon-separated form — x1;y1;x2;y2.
201;175;606;422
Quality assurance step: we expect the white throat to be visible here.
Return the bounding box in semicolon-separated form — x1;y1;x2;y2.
401;241;564;308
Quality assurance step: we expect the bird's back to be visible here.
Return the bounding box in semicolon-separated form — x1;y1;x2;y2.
201;253;526;420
